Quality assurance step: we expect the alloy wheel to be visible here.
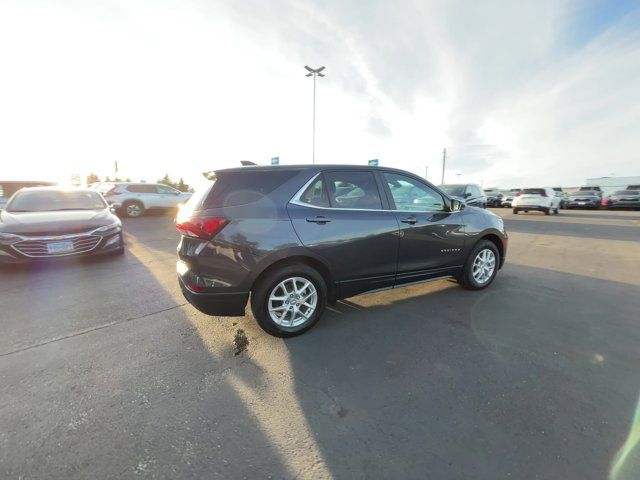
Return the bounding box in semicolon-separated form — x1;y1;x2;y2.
268;277;318;328
472;249;496;285
126;204;142;217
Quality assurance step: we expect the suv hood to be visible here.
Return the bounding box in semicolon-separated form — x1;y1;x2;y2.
0;209;115;235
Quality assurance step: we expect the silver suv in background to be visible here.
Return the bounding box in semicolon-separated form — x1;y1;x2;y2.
94;182;192;217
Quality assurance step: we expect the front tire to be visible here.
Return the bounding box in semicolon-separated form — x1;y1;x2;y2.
251;264;327;337
458;240;500;290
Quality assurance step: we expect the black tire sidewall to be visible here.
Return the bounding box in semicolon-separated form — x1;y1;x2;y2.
462;240;500;290
251;264;327;337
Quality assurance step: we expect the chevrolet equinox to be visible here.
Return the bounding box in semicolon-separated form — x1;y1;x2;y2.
176;165;507;337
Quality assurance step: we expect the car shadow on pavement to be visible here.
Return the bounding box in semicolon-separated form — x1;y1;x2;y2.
279;264;640;480
0;247;297;479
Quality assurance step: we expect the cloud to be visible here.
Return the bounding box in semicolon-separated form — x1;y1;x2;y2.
0;0;638;187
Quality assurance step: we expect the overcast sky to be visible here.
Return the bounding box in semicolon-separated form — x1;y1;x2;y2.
0;0;638;188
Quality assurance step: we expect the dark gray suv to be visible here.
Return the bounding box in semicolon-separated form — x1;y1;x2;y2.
176;165;507;336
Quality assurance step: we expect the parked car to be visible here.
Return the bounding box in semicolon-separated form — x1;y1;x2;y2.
552;187;569;209
483;188;503;207
0;187;123;263
175;165;507;337
578;186;602;198
93;182;192;217
604;190;640;210
0;180;56;210
439;184;487;208
512;187;561;215
626;184;640;191
501;189;521;208
566;190;601;209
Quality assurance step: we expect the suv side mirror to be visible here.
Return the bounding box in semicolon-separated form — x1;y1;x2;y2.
450;199;464;212
465;192;472;198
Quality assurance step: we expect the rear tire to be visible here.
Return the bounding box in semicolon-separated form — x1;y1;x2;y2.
251;264;327;337
544;207;551;215
512;208;518;214
123;201;145;218
458;240;500;290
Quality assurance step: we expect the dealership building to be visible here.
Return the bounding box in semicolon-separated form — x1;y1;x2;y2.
585;176;640;196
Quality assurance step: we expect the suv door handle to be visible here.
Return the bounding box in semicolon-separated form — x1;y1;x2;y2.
306;216;331;224
400;216;417;225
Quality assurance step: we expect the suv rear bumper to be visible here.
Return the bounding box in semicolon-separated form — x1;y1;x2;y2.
513;205;549;212
178;276;248;316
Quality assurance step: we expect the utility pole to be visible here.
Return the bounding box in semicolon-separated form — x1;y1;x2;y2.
441;148;447;184
304;66;326;164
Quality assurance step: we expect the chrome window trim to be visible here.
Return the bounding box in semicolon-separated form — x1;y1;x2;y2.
289;172;451;214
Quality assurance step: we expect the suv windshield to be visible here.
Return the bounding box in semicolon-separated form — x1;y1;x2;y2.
572;191;596;196
522;188;545;195
440;185;466;196
615;190;638;195
7;190;107;212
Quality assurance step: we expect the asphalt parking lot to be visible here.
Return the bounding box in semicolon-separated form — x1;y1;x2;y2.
1;208;640;479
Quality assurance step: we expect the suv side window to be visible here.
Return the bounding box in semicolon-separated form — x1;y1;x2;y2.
323;171;383;210
157;185;178;195
384;172;445;212
126;184;156;194
299;177;330;208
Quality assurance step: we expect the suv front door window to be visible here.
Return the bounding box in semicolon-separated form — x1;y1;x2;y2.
382;171;466;284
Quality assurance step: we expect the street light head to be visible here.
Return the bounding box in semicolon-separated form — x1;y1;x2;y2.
317;73;325;77
304;65;326;74
305;73;312;77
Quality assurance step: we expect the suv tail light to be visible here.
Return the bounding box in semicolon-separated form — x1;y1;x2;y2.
176;217;228;240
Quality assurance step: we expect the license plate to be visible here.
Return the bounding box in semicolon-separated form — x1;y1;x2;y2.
47;241;74;254
577;202;586;205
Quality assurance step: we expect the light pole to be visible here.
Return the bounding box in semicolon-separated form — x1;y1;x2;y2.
304;65;325;164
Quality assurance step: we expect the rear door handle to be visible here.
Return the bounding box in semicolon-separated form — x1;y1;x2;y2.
306;216;331;224
400;216;417;225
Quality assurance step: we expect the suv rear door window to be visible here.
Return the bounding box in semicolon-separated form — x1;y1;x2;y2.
204;170;298;208
523;188;546;195
323;171;382;210
299;177;330;208
127;184;156;193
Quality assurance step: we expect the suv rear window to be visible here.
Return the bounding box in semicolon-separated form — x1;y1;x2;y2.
203;170;298;208
523;188;546;195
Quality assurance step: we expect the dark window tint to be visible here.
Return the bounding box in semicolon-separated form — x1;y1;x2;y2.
203;170;298;208
157;185;178;194
384;173;444;211
615;190;639;195
579;186;600;191
324;171;382;210
126;184;156;194
440;184;466;197
523;188;546;195
468;185;482;196
299;177;329;207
